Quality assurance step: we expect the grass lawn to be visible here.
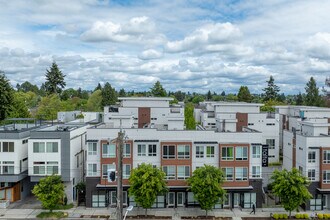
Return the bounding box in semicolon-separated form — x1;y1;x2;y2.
42;203;74;210
37;211;68;219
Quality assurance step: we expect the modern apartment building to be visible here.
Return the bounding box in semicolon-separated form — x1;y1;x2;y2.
278;106;330;210
28;123;88;203
0;122;40;202
86;97;264;209
195;102;280;163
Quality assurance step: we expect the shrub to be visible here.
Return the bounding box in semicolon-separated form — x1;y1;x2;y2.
273;213;279;219
283;213;288;219
303;213;309;219
295;213;301;219
318;213;324;219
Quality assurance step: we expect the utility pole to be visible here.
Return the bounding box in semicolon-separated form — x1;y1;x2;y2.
117;123;124;220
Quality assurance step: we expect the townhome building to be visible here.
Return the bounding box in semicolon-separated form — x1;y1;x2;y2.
278;106;330;210
28;123;89;203
0;120;40;202
86;97;264;209
195;102;280;163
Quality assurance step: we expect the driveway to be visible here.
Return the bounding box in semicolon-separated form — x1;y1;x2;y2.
7;196;42;209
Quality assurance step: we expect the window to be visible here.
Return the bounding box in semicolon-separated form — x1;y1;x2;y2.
222;167;234;181
22;139;28;144
252;145;261;158
88;164;98;176
33;142;45;153
163;166;175;180
266;123;275;126
46;142;58;153
222;147;234;160
88;142;97;156
123;144;131;158
2;161;14;174
308;169;316;181
324;151;330;164
137;144;147;156
102;164;115;179
178;145;190;159
177;166;190;179
102;144;116;158
148;144;157;156
47;162;58;175
196;146;204;158
123;164;131;179
236;147;248;160
33;162;45;175
323;170;330;183
252;166;261;178
308;151;316;163
163;145;175;159
266;139;275;149
206;146;215;158
2;142;14;152
235;167;248;181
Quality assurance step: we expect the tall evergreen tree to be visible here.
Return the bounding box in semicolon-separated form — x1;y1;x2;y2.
44;62;66;95
237;86;252;102
0;71;14;121
101;82;117;107
296;92;304;105
118;88;126;97
304;77;322;106
94;83;102;92
263;76;280;101
150;81;167;97
206;90;212;100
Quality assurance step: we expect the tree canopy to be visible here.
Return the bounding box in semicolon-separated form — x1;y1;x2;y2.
44;62;66;95
128;163;167;216
150;81;167;97
187;165;226;215
304;77;322;106
184;103;196;130
32;175;65;212
237;86;252;102
101;82;117;107
270;168;312;217
263;75;280;101
0;72;14;121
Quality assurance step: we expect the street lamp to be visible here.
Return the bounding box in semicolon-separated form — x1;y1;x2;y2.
123;205;133;220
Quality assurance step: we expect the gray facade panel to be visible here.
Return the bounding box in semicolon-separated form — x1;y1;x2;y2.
250;179;263;208
0;173;28;182
86;177;100;207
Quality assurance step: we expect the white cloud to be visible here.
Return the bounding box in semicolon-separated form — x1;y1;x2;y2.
306;32;330;60
138;49;163;60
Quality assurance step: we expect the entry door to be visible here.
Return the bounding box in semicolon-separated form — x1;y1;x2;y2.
110;191;117;205
167;192;175;207
6;189;12;202
177;192;185;207
233;193;240;207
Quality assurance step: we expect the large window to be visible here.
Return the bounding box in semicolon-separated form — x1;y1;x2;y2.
222;167;234;181
235;167;248;181
266;139;275;149
88;142;97;155
123;144;131;158
148;144;157;156
123;164;131;179
162;145;175;159
46;162;58;175
102;144;116;158
88;163;97;176
252;166;261;178
196;146;204;158
33;142;45;153
2;142;14;152
308;151;316;163
323;170;330;183
163;166;175;179
308;169;316;181
102;164;115;179
235;147;248;160
137;144;147;156
324;151;330;164
2;161;14;174
46;142;58;153
252;145;261;158
206;146;215;158
221;147;234;160
33;162;45;175
178;145;190;159
177;166;190;179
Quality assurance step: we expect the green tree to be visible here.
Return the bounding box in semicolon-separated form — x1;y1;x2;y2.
101;82;117;107
173;90;186;101
61;88;78;100
260;99;284;112
32;175;65;212
94;83;102;92
86;90;102;111
295;92;304;105
36;94;63;120
18;81;39;94
150;81;167;97
128;163;167;216
263;76;280;101
44;62;66;95
118;88;126;97
206;90;212;100
237;86;252;102
8;92;31;118
270;168;312;218
191;95;205;104
188;165;226;216
304;77;322;106
0;72;14;121
184;103;196;130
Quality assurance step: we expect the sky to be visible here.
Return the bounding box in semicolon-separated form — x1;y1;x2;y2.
1;0;330;94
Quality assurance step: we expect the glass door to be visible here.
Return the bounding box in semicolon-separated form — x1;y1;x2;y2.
177;192;185;207
234;193;240;207
167;192;175;207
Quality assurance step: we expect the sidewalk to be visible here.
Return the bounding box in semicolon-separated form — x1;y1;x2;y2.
0;206;322;219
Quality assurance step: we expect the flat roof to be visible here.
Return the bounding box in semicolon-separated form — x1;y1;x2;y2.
118;97;173;101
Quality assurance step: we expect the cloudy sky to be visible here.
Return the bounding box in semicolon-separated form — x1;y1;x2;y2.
1;0;330;94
